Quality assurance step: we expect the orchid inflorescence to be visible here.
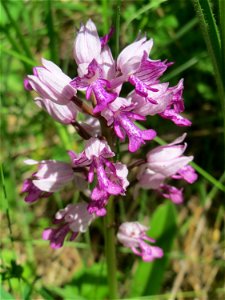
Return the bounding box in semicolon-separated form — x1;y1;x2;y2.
22;20;197;262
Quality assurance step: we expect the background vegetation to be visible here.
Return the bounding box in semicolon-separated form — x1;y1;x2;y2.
1;0;224;299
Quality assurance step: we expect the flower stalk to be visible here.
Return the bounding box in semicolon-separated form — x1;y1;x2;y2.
71;95;95;117
104;197;118;299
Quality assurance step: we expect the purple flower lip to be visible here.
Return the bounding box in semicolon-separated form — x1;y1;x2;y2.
113;111;156;152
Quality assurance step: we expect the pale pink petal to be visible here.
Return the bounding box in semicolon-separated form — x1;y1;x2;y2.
114;163;129;190
149;156;193;177
41;58;66;75
33;161;74;192
35;97;77;124
138;171;165;189
109;97;131;111
34;67;75;104
117;38;153;74
85;138;114;159
147;144;187;163
74;19;101;65
160;184;184;204
100;45;115;80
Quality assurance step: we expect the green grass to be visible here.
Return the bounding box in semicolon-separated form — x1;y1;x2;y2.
1;0;224;299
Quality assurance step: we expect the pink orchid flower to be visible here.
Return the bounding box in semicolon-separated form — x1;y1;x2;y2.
43;202;95;249
117;222;163;262
137;133;198;203
24;58;76;104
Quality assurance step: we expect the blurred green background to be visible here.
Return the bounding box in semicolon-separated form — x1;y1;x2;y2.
1;0;224;299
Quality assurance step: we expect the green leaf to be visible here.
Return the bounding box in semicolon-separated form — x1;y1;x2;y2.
193;0;224;113
130;201;177;296
0;287;15;300
77;262;108;299
44;286;83;300
38;288;55;300
46;262;108;300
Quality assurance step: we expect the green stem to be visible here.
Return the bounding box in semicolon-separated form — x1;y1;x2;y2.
104;198;118;299
193;0;225;148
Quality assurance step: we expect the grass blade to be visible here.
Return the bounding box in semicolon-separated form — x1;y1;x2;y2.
162;56;199;81
124;0;167;32
0;164;14;247
45;0;58;63
193;0;224;111
1;1;33;59
101;0;110;33
1;46;37;67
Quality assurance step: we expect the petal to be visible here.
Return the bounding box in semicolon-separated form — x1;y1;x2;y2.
175;165;198;183
35;97;77;124
149;156;193;177
138;171;165;189
114;122;126;140
128;136;143;153
141;129;156;140
74;19;101;65
147;144;187;163
100;45;116;80
34;67;75;104
117;37;153;74
160;110;192;127
33;161;74;192
160;184;184;204
42;228;53;240
96;162;122;195
41;58;66;74
85;138;114;159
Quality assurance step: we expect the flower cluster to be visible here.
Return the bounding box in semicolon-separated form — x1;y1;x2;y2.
22;20;197;261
